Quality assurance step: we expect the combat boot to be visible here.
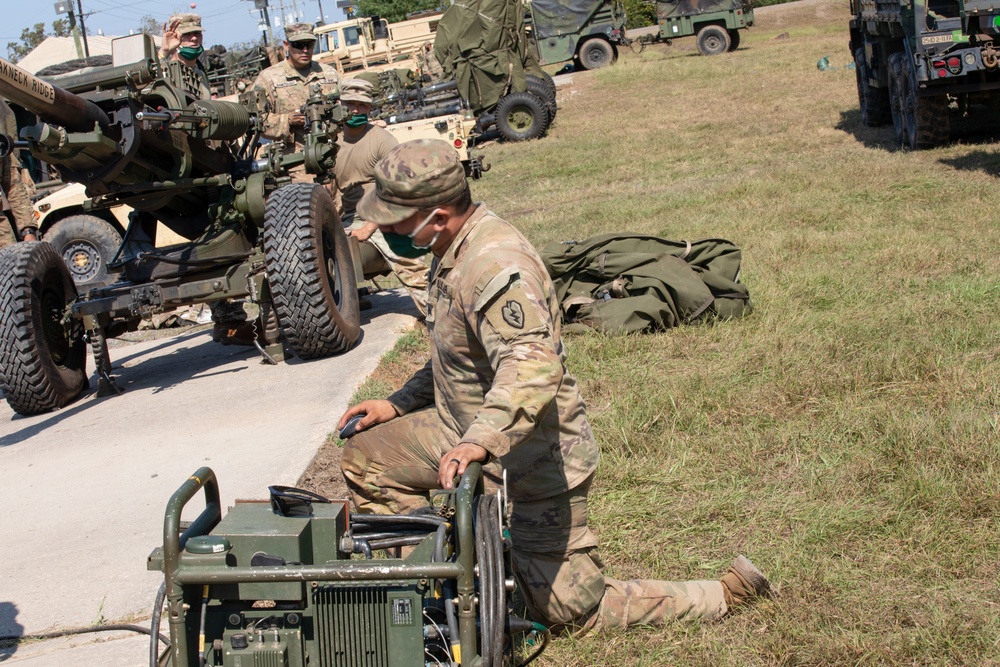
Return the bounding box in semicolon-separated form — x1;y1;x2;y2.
720;555;771;608
212;320;257;346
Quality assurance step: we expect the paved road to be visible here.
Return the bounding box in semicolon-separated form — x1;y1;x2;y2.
0;290;418;664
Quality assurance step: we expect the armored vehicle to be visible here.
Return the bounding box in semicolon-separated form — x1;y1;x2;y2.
147;463;548;667
0;34;362;416
314;13;442;74
850;0;1000;148
651;0;754;55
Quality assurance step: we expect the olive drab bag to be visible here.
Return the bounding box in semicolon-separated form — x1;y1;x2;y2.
540;234;752;334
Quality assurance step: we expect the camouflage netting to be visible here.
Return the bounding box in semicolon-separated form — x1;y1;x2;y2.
433;0;542;113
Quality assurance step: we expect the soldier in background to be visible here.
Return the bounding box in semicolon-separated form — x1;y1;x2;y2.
335;78;428;315
0;97;36;248
252;23;340;184
158;14;252;344
336;139;771;633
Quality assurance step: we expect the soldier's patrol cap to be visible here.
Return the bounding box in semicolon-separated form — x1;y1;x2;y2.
341;78;374;104
358;139;468;226
285;23;317;42
170;13;203;35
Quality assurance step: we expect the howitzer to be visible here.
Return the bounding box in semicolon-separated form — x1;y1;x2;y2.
146;464;550;666
0;35;363;417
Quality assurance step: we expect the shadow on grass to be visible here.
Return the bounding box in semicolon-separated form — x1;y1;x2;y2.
838;108;1000;152
939;149;1000;178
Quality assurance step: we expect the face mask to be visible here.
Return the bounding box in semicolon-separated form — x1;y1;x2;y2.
383;209;441;259
178;45;204;60
345;113;369;128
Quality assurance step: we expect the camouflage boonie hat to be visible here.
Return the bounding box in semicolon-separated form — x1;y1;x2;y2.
285;23;317;42
170;13;203;35
341;78;374;104
358;139;468;226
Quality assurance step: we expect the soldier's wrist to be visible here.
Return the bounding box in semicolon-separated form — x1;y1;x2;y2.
19;226;38;241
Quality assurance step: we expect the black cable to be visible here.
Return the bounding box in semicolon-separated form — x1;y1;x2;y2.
150;581;167;667
352;513;447;527
0;623;169;645
366;534;431;550
514;626;551;667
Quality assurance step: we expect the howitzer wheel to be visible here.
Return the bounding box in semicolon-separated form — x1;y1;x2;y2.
495;92;549;142
263;184;360;359
525;77;557;124
0;243;87;416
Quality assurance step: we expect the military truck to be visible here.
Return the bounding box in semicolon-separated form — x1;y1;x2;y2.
850;0;1000;148
314;13;441;74
650;0;754;55
526;0;630;70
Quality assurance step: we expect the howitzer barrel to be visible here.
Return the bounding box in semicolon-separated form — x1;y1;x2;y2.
0;57;109;133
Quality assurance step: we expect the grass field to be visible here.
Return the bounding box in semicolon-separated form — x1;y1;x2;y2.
317;1;1000;663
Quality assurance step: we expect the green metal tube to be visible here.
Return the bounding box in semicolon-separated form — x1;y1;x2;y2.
172;561;465;584
162;467;221;667
455;463;481;666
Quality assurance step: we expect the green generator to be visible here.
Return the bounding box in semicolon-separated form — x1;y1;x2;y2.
147;465;546;667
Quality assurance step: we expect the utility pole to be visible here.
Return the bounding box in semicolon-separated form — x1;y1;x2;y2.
53;1;84;59
76;0;90;57
316;0;326;25
254;0;275;45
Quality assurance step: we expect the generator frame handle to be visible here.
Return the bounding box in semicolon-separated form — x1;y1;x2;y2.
162;466;222;666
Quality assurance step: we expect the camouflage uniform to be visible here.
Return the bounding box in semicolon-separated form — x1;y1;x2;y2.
337;79;429;314
341;140;728;631
1;98;34;248
252;34;340;186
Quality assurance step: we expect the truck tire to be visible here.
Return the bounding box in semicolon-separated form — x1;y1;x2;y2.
696;25;731;56
0;243;88;416
901;59;949;149
525;77;557;123
854;46;891;127
495;92;549;142
578;38;616;70
262;183;360;359
887;53;907;145
728;29;741;51
44;215;123;289
526;72;557;101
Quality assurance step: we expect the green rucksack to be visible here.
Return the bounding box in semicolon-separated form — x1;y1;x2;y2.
540;234;752;334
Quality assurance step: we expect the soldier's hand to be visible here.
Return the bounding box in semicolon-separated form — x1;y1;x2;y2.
289;112;306;127
21;232;37;242
349;222;378;242
161;20;181;56
438;443;488;490
337;399;399;433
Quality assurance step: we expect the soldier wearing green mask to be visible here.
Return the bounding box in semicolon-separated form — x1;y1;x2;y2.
252;22;340;186
334;79;428;315
158;13;211;99
338;139;772;634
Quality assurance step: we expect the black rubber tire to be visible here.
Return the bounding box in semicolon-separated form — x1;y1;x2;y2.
495;92;549;142
728;29;742;51
526;72;556;102
0;243;87;416
901;56;949;149
854;46;891;127
578;38;616;70
888;52;907;145
262;184;360;359
525;77;557;123
696;25;731;56
43;215;123;289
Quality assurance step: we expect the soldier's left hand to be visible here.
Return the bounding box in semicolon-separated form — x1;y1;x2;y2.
438;443;488;490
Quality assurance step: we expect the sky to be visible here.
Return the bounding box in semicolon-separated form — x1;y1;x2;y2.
2;0;348;53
